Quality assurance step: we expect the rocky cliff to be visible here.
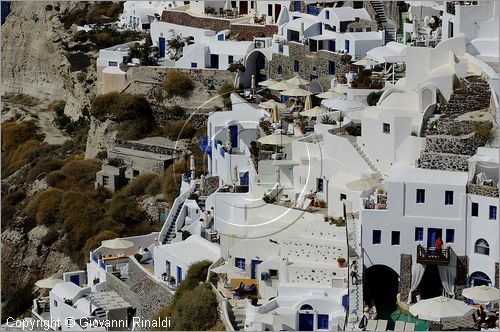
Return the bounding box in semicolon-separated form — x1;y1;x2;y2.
1;1;97;119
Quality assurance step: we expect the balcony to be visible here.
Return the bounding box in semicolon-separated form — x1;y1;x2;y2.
416;245;450;265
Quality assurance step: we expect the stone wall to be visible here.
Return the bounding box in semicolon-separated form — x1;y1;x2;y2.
424;133;484;156
399;254;412;303
417;152;470;172
427;119;491;137
443;76;491;117
161;10;230;33
267;42;351;87
114;139;180;156
466;183;499;198
106;258;173;321
231;23;278;40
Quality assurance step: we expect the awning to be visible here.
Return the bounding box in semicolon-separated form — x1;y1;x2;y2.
366;42;408;63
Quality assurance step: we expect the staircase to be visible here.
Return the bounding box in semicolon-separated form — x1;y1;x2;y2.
93;308;107;320
370;1;396;43
228;305;246;330
162;202;183;244
346;214;364;331
351;141;380;174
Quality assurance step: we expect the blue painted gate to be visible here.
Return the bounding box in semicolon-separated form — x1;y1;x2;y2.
159;37;166;58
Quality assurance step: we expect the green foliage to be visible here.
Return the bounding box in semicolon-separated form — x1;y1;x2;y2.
227;59;245;73
90;93;154;140
321;115;337;125
163;120;196;140
367;91;383;106
162;161;184;205
341;54;352;65
167;30;189;60
108;194;145;226
218;82;236;107
119;173;162;197
296;115;309;133
129;37;156;65
1;285;34;322
473;122;495;145
259;119;272;135
74;27;144;49
162;70;195;99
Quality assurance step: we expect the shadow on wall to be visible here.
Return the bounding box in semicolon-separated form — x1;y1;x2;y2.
363;264;399;313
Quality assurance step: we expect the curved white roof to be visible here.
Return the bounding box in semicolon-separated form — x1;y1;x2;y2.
155;235;220;265
52;282;82;301
366;42;408;63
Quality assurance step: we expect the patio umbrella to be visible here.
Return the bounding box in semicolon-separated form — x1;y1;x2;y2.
269;81;297;91
101;238;134;250
232;166;239;184
409;296;474;322
462;286;500;305
212;262;245;276
35;277;64;289
316;89;345;99
258;78;278;87
346;177;380;191
353;58;378;67
286;75;309;86
321;98;364;112
258;133;295;145
272;105;280;122
251;74;256;92
300;106;325;117
304;94;312;110
281;88;312;97
259;100;286;110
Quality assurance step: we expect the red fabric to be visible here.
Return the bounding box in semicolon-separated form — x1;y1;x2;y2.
435;238;443;250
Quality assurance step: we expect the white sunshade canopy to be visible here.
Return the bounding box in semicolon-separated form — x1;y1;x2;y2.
286;76;309;86
258;78;278;87
366;41;408;63
258;133;295;145
353;58;379;66
101;238;134;250
281;87;312;97
35;277;64;289
321;98;364;112
259;100;286;110
316;89;345;99
346;177;381;191
462;286;500;305
300;106;326;117
409;296;474;322
211;262;246;276
269;81;297;91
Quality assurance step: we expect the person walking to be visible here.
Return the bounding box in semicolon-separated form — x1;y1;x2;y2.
351;260;359;285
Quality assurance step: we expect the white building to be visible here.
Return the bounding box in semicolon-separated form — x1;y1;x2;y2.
120;1;184;30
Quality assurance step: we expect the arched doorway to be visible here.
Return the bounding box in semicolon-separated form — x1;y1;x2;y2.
364;265;399;314
469;271;492;287
418;265;443;300
242;50;269;88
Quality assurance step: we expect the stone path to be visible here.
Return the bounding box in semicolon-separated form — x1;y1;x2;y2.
346;214;364;331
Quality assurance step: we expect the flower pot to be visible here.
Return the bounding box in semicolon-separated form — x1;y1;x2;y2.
319;202;326;208
337;259;347;268
324;216;329;222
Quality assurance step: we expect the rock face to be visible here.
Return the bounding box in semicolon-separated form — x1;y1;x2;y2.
85;118;119;159
1;1;96;119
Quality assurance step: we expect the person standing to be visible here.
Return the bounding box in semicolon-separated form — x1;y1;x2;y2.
351;260;358;285
435;236;443;256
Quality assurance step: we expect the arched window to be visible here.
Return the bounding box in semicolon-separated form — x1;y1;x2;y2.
474;239;489;255
277;65;283;75
300;304;313;311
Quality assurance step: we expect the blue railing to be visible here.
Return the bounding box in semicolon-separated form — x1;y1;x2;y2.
92;253;98;263
100;260;106;270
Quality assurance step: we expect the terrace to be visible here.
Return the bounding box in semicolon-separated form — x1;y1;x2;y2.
416;244;451;265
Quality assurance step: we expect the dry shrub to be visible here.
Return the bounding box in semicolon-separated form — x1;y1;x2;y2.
120;173;162;197
1;121;42;152
162;161;185;205
25;188;64;225
163;120;196;140
162;70;195;98
47;159;101;190
83;230;119;257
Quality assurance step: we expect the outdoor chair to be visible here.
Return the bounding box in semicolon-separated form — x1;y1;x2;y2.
394;321;406;331
376;319;388;331
365;319;377;331
404;322;415;331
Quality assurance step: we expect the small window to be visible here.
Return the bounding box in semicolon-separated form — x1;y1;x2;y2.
474;238;489;255
277;65;283;74
218;34;224;41
102;175;109;186
228;55;234;64
325;11;330;20
268;4;272;16
133;170;140;177
317;178;324;192
340;193;347;201
471;202;479;217
109;61;118;67
318;314;329;330
445;190;454;205
372;230;381;244
269;269;279;279
191;62;198;68
391;231;400;245
250;1;254;9
54;300;58;307
416;189;425;203
235;257;246;270
300;304;313;311
383;123;390;134
446;229;455;243
415;227;424;241
293;60;300;73
328;61;335;75
489;206;497;220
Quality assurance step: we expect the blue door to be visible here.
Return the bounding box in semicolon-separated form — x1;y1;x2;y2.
177;266;183;284
427;228;442;248
344;40;350;53
69;275;80;286
251;260;263;279
229;125;238;148
159;37;166;58
299;313;314;331
342;294;349;311
240;172;249;186
329;40;336;52
293;1;301;11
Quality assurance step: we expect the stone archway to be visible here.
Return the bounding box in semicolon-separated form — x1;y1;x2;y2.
364;265;399;314
240;49;269;88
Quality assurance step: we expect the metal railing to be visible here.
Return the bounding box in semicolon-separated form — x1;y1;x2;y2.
416;245;450;265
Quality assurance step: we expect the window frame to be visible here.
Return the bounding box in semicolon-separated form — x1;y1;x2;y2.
474;238;490;255
489;205;497;220
415;227;424;241
445;190;454;205
416;189;425;204
235;257;246;270
391;231;400;246
372;230;382;244
293;60;300;73
445;229;455;243
383;123;390;134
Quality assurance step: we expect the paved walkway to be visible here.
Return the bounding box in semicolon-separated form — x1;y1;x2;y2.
346;214;364;331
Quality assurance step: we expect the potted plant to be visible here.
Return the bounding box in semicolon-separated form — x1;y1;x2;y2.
324;216;329;222
318;199;326;208
337;257;347;268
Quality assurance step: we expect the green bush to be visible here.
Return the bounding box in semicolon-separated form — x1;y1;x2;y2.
227;59;245;73
367;91;383;106
218;82;236;107
163;70;195;99
108;194;145;226
163;120;196;140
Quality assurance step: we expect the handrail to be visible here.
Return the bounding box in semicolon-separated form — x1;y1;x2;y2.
158;189;191;243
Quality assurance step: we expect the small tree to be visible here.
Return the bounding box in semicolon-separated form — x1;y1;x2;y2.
367;91;383;106
162;70;195;99
227;59;245;73
167;30;188;60
218;82;236;107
